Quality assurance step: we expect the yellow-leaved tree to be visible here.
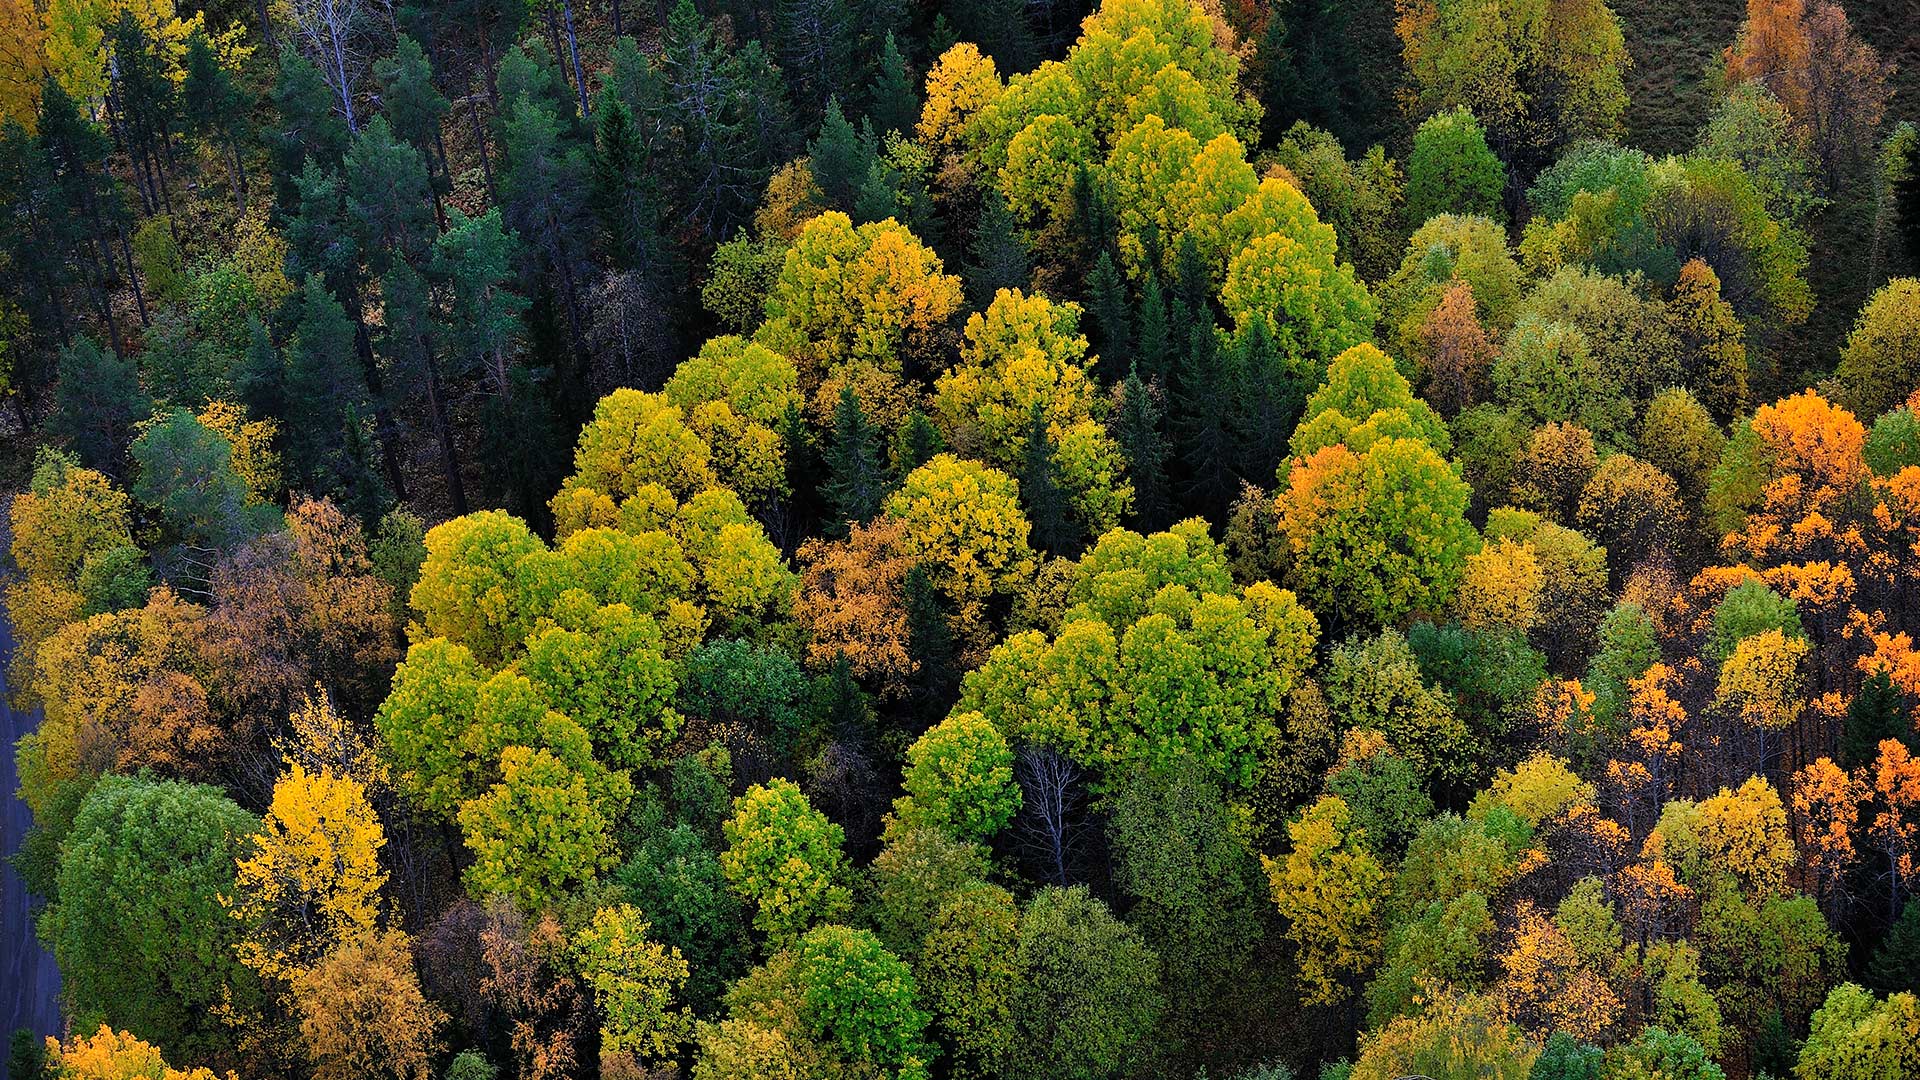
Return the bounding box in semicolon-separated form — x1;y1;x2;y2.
230;761;388;982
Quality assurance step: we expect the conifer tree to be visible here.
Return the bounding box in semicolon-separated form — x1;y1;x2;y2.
1018;402;1080;556
181;33;249;212
867;33;919;136
809;98;876;211
1843;669;1911;768
1173;317;1240;516
373;35;451;224
966;189;1031;308
590;97;671;280
286;278;390;518
1233;315;1304;485
824;385;888;535
1114;365;1172;531
381;261;467;515
779;0;859;113
904;562;957;720
1137;274;1171;383
345;116;436;276
46;337;149;478
271;46;349;213
1086;252;1130;380
893;410;946;478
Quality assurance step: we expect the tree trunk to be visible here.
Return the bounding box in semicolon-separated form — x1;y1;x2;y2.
116;219;149;328
469;97;497;200
420;334;468;515
561;0;590;119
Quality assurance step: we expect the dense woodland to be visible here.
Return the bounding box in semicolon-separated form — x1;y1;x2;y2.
2;0;1920;1078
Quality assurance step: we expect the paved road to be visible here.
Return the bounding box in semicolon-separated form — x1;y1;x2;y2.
0;613;61;1077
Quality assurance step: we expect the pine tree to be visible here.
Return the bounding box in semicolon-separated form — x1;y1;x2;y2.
892;410;945;478
591;97;672;279
966;189;1031;307
381;262;468;515
286;278;390;516
374;35;451;224
1019;402;1081;556
46;336;149;478
1843;669;1911;767
809;97;876;211
499;96;595;361
1137;274;1171;383
181;33;249;211
1086;251;1130;380
823;385;888;535
345;116;436;276
867;32;918;136
433;208;529;398
1232;316;1303;485
271;46;349;213
106;12;178;218
904;562;957;720
1114;365;1172;531
1172;317;1239;516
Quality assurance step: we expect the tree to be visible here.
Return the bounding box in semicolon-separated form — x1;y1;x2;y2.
1350;990;1537;1080
1576;454;1683;577
230;763;387;983
1008;886;1164;1080
883;455;1035;639
570;904;692;1060
1397;0;1628;176
41;1025;226;1080
788;925;933;1077
1795;984;1920;1080
130;409;278;554
964;190;1030;308
868;33;919;136
1417;281;1496;417
292;930;446;1080
720;779;852;946
1723;0;1892;187
46;336;148;477
896;711;1021;842
42;775;260;1064
916;883;1019;1079
282;0;378;131
1271;436;1479;629
284;277;389;520
1266;795;1389;1004
795;518;916;693
1668;262;1750;423
822;385;888;534
1406;107;1506;225
458;746;626;907
1836;279;1920;422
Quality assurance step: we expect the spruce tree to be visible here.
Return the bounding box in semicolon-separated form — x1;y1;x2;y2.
904;562;957;720
46;336;149;478
1172;316;1240;516
1019;402;1080;556
892;410;945;478
1115;364;1173;531
809;97;876;211
823;385;888;535
381;261;468;515
1086;251;1130;380
1137;273;1171;383
591;97;672;278
966;189;1031;307
1843;669;1912;767
867;32;919;136
1232;316;1304;485
233;316;286;422
779;0;859;113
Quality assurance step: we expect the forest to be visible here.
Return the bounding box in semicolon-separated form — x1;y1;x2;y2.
0;0;1919;1077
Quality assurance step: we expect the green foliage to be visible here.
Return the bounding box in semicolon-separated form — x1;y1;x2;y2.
1794;984;1920;1080
42;775;261;1063
720;779;853;946
1008;886;1164;1080
1406;108;1506;226
897;711;1021;842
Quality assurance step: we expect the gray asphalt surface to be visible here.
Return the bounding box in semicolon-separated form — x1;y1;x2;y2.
1;613;61;1077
